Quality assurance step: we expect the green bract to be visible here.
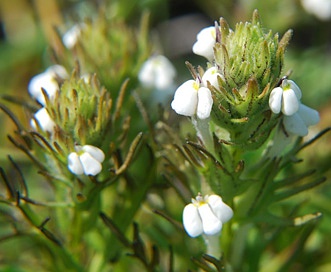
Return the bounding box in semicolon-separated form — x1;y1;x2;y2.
211;10;292;150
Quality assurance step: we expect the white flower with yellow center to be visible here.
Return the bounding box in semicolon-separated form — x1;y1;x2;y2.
171;79;213;119
183;194;233;237
192;26;216;61
171;67;222;119
269;79;302;116
68;145;105;176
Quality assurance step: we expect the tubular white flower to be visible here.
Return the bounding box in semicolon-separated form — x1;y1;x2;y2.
283;103;320;136
28;65;68;105
269;79;302;116
138;55;176;91
68;145;105;176
182;194;233;238
171;80;199;117
201;67;224;89
171;70;216;120
30;107;56;133
192;26;216;61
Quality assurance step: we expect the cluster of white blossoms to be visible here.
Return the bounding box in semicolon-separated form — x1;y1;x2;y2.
68;145;105;176
183;194;233;237
138;55;176;91
28;64;105;176
269;79;319;136
171;67;222;120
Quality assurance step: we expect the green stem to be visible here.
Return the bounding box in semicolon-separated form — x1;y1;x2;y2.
192;118;215;156
203;234;221;258
229;223;252;271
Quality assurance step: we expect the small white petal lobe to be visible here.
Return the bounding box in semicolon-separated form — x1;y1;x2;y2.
269;87;283;114
79;152;102;176
198;203;222;236
282;89;300;116
197;87;213;119
68;152;84;175
183;204;203;237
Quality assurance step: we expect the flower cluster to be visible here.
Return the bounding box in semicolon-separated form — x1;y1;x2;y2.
269;79;319;136
183;194;233;237
27;64;107;176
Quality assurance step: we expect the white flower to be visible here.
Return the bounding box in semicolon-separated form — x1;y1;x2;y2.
28;65;68;105
171;79;213;119
201;66;224;89
138;55;176;91
30;107;56;133
283;103;320;136
183;194;233;238
62;24;84;49
192;26;216;61
269;79;302;116
301;0;331;21
68;145;105;176
171;67;222;119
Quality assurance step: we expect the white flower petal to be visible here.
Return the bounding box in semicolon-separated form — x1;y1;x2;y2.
297;104;320;126
282;89;300;116
197;87;213;119
183;203;203;237
68;152;84;175
79;152;103;176
287;80;302;100
283;113;308;136
31;108;56;133
269;87;283;114
171;80;198;117
198;203;222;236
201;67;223;89
82;145;105;163
28;72;59;105
192;26;216;60
207;195;233;223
